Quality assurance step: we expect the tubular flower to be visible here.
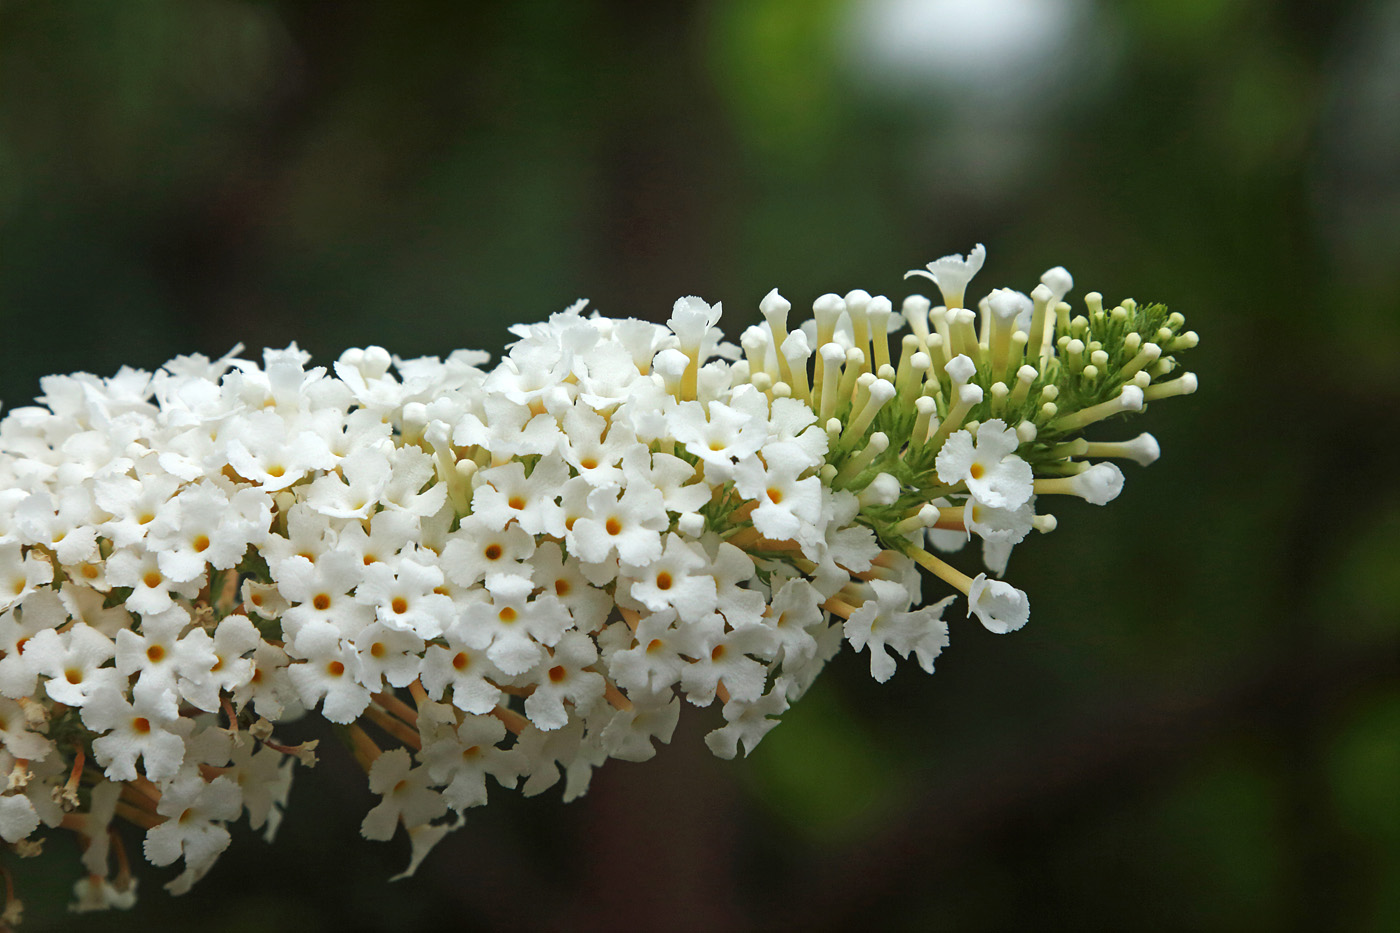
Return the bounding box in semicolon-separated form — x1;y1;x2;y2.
0;245;1197;911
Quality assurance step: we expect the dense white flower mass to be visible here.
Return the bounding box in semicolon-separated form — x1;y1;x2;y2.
0;246;1198;914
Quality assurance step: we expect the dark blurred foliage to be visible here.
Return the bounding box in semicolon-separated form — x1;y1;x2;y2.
1;0;1397;929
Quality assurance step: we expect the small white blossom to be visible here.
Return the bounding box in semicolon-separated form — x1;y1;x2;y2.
623;533;716;616
704;680;790;760
1067;462;1126;505
904;243;986;307
523;632;605;731
678;614;776;706
143;774;242;874
935;419;1034;509
420;713;521;811
25;623;120;709
420;639;504;716
361;748;448;842
0;542;55;613
967;573;1031;635
285;620;371;724
82;687;190;782
599;689;680;762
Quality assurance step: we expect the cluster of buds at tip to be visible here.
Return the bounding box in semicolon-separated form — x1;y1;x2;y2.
0;244;1196;916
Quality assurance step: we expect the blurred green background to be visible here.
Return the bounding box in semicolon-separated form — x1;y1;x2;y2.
2;0;1397;929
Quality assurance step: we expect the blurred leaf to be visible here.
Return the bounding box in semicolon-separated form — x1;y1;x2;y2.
1149;749;1286;928
744;682;904;841
1315;497;1400;642
1327;691;1400;931
1327;691;1400;845
705;0;848;163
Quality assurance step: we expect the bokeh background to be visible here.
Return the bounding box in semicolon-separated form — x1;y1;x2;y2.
2;0;1398;929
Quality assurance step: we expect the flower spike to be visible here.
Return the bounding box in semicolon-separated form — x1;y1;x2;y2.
0;244;1198;915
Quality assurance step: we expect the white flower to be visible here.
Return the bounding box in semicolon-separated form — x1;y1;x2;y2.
619;448;712;515
143;774;241;872
485;340;572;412
223;410;334;491
514;718;588;799
240;578;288;621
608;613;688;696
273;552;373;643
558;406;633;488
70;874;138;913
351;622;426;693
304;443;394;520
1068;462;1125;505
842;579;920;683
353;554;452;640
733;441;824;542
285;620;371;724
766;396;827;463
935;419;1033;509
60;583;131;637
441;517;536;588
231;640;299;720
420;638;504;716
568;484;666;567
103;546;201;618
114;608;217;717
678;614;776;706
706;540;769;624
455;395;558;460
0;541;54;613
14;489;100;565
379;444;449;517
964;497;1036;579
82;687;190;782
0;696;52;760
805;492;878;589
667;295;724;362
420;714;521;811
906;599;954;674
669;400;764;478
623;533;716;616
0;792;39;843
225;738;294;838
704;680;790;759
335;509;418;568
361;748;448;841
464;574;571;677
599;689;680;762
762;577;824;668
529;542;613;634
523;631;605;731
469;457;568;537
904;243;986;308
147;483;270;581
189;615;262;706
967;573;1030;634
25;622;120;709
0;590;67;699
258;502;339;568
576;339;648;410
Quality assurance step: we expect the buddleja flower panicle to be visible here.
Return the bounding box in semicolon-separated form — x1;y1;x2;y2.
0;244;1197;918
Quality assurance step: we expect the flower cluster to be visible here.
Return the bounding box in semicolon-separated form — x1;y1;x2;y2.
0;245;1196;917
